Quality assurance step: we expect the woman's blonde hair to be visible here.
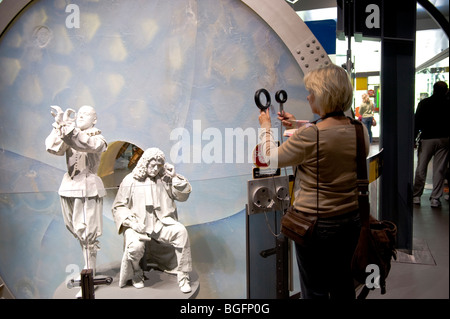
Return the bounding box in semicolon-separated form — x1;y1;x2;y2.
303;64;353;115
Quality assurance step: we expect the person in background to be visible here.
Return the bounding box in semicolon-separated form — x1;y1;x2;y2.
413;81;449;208
358;93;375;143
258;64;369;299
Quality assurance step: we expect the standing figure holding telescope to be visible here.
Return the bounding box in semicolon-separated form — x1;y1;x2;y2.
45;105;107;297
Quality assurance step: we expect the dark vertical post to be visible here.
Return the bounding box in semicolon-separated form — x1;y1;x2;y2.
276;236;289;299
80;269;95;299
380;0;416;252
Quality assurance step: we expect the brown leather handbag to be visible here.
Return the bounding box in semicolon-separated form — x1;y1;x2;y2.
280;205;318;246
350;119;397;298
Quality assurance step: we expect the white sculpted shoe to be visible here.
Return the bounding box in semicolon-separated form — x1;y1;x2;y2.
178;273;191;293
132;274;145;289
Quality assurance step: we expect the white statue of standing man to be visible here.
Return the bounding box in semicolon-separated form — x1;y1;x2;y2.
45;105;107;297
112;148;193;293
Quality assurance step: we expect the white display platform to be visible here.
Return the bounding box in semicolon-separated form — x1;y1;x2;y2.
53;262;199;299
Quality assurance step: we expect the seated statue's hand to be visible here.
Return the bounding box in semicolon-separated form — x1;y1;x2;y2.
124;216;145;233
164;163;176;177
130;221;146;233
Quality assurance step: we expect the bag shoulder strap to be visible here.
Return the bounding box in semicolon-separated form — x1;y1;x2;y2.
348;117;370;227
315;124;319;217
350;119;368;180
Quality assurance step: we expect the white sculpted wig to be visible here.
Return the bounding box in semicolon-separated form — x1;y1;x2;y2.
132;147;165;181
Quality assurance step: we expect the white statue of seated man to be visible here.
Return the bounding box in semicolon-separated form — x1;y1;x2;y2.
112;148;193;293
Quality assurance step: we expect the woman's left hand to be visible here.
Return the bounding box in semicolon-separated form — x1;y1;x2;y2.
259;109;271;127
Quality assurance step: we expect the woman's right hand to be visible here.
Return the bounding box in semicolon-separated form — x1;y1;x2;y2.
277;111;296;128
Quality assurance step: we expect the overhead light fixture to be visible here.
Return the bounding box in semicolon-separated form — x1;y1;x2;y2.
285;0;299;4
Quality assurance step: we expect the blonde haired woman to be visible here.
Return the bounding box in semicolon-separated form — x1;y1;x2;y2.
258;64;369;299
